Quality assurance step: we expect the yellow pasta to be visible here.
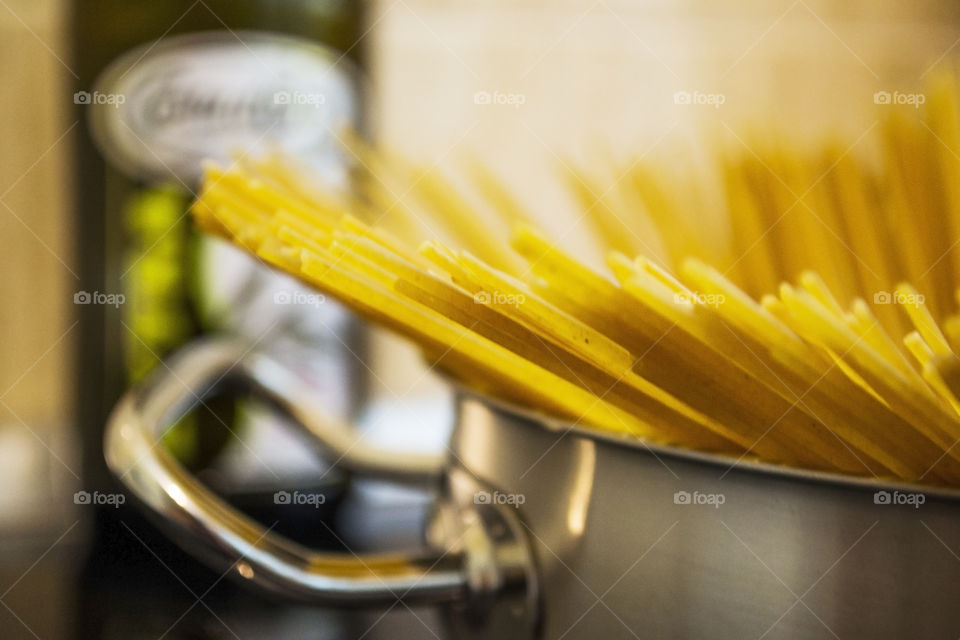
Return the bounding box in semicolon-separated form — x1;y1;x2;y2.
189;71;960;487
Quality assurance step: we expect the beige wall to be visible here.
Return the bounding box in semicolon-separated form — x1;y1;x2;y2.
370;0;960;226
0;0;73;428
0;0;75;531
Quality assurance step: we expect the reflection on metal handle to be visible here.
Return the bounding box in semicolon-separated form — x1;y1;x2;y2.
124;338;445;482
104;338;536;623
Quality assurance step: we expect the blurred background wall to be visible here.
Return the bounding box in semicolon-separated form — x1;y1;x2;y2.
0;0;74;532
3;0;960;518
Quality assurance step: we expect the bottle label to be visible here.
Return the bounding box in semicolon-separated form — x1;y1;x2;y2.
88;31;359;186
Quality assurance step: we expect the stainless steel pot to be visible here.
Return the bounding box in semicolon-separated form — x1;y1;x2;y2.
106;339;960;639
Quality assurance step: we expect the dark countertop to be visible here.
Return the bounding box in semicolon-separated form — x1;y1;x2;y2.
0;492;446;640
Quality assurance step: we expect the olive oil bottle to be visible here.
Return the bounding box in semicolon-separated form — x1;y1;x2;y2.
71;1;367;503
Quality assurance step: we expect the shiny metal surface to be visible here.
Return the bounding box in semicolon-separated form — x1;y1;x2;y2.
453;395;960;639
104;339;537;636
137;339;445;482
108;339;960;639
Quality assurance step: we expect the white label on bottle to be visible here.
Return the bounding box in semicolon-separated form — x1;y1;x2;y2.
88;31;359;186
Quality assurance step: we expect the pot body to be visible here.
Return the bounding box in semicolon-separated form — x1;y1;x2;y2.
452;395;960;640
106;339;960;640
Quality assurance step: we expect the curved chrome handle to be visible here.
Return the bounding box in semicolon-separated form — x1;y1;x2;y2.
120;338;445;482
104;338;537;627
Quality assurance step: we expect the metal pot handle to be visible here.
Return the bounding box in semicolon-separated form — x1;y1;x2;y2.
104;338;537;630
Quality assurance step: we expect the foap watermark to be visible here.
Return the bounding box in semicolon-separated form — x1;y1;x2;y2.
674;90;725;109
873;290;924;308
474;290;525;308
474;490;525;508
74;490;126;508
673;291;725;308
274;290;325;307
873;90;925;109
274;490;327;508
74;290;125;308
874;490;925;509
273;91;326;108
74;90;125;108
674;490;725;508
474;90;526;109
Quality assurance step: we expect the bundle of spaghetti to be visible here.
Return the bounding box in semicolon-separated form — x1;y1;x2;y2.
191;73;960;487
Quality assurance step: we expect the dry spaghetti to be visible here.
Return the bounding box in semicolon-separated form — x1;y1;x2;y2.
191;74;960;487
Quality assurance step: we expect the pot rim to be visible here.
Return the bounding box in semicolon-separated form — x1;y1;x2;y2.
454;387;960;502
